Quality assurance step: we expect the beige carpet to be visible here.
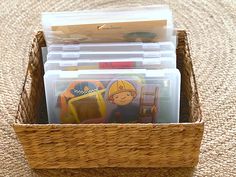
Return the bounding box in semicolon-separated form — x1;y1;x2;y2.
0;0;236;176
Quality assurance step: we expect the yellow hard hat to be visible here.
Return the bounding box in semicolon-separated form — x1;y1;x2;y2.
108;80;136;98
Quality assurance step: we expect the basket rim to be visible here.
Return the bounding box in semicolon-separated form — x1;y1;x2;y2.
12;121;204;127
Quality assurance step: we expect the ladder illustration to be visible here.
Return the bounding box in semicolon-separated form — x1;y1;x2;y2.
139;86;159;123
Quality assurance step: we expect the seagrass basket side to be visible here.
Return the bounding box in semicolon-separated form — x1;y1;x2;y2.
13;30;204;169
177;31;202;123
14;123;203;168
15;32;47;124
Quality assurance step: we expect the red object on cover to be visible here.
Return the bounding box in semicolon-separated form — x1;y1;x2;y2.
99;62;134;69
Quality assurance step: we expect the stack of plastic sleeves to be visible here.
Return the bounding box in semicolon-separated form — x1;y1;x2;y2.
41;5;181;124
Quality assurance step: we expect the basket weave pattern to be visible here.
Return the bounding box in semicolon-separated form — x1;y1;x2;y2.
13;30;204;169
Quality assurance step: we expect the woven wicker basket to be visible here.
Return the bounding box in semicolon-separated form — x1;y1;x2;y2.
13;30;204;169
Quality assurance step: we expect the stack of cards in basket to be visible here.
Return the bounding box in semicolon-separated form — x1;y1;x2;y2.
42;5;181;124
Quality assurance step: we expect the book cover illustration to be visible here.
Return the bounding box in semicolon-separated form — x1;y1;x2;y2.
50;20;168;43
57;78;159;124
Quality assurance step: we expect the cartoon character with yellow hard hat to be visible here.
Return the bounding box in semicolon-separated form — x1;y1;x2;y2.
107;80;140;123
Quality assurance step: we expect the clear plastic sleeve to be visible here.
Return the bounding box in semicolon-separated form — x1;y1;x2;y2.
42;5;174;45
44;69;180;124
44;57;176;71
46;51;176;60
47;42;175;52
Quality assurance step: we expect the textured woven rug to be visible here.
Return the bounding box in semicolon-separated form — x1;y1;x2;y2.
0;0;235;176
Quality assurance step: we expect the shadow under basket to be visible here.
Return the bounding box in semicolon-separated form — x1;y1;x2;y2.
13;30;204;169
